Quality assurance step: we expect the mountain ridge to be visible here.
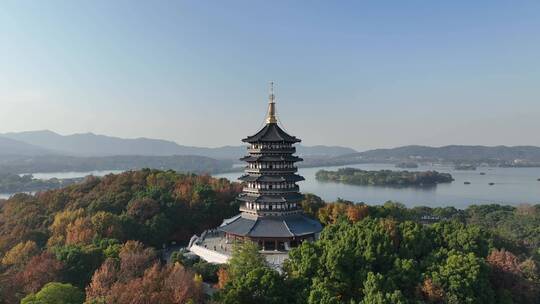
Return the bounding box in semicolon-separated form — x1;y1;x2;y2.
332;144;540;164
0;136;54;156
0;130;357;159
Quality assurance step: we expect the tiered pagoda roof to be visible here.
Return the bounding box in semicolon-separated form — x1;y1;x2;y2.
242;123;301;143
218;83;322;242
238;174;304;182
220;213;322;238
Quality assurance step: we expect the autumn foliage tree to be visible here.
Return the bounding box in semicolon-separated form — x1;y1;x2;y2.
419;278;445;303
317;200;351;225
487;249;540;303
346;204;369;223
118;240;156;279
216;266;230;289
14;252;64;294
105;263;203;304
65;217;95;245
1;240;39;268
86;241;203;304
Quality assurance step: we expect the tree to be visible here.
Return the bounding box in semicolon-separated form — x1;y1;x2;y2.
1;240;39;268
216;242;289;304
432;221;491;257
346;204;369;223
118;240;156;279
317;201;350;225
300;193;326;218
50;209;85;236
126;197;160;222
54;245;104;288
85;258;118;300
48;209;85;247
285;217;501;304
487;249;540;303
360;272;407;304
91;212;123;240
15;252;64;294
227;241;267;280
65;217;95;245
519;258;539;281
216;266;230;289
217;265;287;304
420;278;445;303
86;262;203;304
430;251;494;303
21;282;84;304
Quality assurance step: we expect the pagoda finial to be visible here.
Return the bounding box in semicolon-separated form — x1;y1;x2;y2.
266;81;277;124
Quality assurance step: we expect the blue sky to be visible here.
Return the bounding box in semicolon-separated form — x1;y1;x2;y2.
1;1;539;150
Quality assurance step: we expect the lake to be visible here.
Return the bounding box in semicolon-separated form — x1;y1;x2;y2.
0;170;123;200
1;165;539;208
28;170;124;180
215;163;540;208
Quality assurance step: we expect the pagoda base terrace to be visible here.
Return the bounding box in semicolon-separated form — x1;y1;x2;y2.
188;230;291;268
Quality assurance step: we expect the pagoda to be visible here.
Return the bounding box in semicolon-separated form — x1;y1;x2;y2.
218;83;322;251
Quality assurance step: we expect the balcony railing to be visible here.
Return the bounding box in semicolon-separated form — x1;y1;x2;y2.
247;147;296;154
242;186;300;194
245;167;298;173
239;206;301;215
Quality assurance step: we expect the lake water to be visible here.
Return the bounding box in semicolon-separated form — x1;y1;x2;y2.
214;163;540;208
0;170;123;200
28;170;124;180
1;165;539;208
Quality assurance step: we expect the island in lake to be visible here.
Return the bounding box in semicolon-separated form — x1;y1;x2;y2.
315;167;454;187
0;173;81;194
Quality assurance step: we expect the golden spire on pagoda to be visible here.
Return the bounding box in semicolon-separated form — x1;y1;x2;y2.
266;81;277;124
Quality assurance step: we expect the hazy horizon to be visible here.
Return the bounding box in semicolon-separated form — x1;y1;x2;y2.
4;129;540;152
1;1;539;150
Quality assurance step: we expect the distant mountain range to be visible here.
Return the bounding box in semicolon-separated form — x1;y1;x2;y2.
0;154;233;175
0;137;53;156
0;130;357;159
328;145;540;165
2;131;540;175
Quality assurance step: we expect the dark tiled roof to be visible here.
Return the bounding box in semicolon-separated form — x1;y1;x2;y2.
237;192;303;203
242;123;301;143
250;217;293;237
238;174;305;182
240;155;303;162
219;213;323;238
286;216;322;236
219;216;256;236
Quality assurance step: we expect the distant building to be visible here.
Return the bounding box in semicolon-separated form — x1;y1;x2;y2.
189;84;322;266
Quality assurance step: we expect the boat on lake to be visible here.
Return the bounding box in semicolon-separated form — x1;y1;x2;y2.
396;162;419;169
455;164;477;170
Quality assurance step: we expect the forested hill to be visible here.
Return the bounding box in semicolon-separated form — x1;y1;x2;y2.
1;170;540;303
0;169;242;303
330;145;540;165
